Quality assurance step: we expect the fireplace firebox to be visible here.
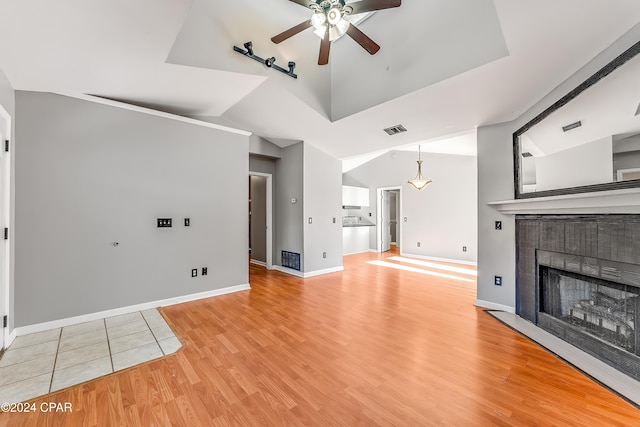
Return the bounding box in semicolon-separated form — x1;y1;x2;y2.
540;267;639;357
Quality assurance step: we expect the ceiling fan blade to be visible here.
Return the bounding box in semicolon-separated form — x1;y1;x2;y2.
288;0;314;8
346;25;380;55
271;20;312;44
349;0;401;15
318;30;331;65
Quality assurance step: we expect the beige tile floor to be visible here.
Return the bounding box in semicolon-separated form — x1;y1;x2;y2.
0;309;181;404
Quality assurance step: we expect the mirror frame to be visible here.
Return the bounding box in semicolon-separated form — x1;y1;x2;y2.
513;40;640;199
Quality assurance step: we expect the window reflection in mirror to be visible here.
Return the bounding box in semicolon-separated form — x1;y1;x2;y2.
515;41;640;197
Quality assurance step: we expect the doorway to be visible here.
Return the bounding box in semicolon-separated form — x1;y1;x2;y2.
249;172;273;269
376;187;402;253
0;105;11;350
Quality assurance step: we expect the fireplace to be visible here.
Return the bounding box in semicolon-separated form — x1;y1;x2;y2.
540;266;640;374
516;215;640;381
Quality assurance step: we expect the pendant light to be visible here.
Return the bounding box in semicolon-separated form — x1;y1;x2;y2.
407;145;432;190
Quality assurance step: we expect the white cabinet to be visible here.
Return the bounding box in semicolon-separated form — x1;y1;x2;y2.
342;185;369;207
343;227;370;255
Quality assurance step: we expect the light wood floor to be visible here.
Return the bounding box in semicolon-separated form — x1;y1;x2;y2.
2;249;640;426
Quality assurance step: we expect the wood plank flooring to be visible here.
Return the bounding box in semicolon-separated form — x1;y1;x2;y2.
1;249;639;426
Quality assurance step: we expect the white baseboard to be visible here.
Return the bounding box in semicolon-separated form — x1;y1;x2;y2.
250;259;267;267
6;329;17;347
475;299;515;313
273;265;344;278
343;250;371;256
369;249;379;253
303;266;344;278
273;265;304;278
400;252;477;266
13;283;251;337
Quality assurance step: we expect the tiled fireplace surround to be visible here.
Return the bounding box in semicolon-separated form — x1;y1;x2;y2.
516;215;640;381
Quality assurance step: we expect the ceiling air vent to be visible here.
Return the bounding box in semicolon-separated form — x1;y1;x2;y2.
383;124;407;136
521;152;533;158
562;121;582;132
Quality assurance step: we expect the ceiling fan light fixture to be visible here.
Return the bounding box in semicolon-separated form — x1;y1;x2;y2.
329;18;350;41
311;11;326;29
327;7;342;25
313;24;328;39
337;17;350;33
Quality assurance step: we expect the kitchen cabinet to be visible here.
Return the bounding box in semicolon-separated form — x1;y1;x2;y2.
342;185;370;207
343;226;371;255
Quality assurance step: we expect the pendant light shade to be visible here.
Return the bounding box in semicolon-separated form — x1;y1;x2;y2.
408;145;432;191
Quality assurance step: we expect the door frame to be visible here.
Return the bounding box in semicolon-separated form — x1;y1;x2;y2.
0;104;11;349
376;186;402;253
248;172;273;270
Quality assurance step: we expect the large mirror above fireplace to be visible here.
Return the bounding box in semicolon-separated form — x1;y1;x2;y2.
513;41;640;199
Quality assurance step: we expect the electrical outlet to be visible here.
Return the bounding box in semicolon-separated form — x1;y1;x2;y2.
308;217;313;224
191;269;198;278
417;242;421;247
494;276;502;286
495;221;502;230
332;217;336;223
323;252;326;258
202;267;207;276
184;218;190;226
369;212;372;217
463;246;467;252
157;218;172;228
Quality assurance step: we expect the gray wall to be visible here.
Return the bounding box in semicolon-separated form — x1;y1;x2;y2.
613;150;640;178
14;92;249;327
275;143;304;268
303;143;343;272
477;121;517;308
476;22;640;310
250;176;267;263
249;135;282;159
343;150;477;262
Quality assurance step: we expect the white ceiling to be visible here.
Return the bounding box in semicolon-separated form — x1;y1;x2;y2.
1;0;640;160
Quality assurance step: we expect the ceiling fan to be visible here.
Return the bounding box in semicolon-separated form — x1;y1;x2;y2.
271;0;401;65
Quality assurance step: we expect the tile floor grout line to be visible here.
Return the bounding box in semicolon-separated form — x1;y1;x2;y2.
48;328;64;392
142;310;166;356
104;318;115;373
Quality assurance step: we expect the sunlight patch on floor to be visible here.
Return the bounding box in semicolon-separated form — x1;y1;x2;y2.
388;256;477;276
367;260;475;283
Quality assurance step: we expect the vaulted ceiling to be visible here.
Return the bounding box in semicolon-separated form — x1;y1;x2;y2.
0;0;639;159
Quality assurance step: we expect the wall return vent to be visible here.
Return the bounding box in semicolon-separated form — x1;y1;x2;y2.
383;125;407;136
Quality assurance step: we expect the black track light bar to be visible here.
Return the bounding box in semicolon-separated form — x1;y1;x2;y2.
233;41;297;79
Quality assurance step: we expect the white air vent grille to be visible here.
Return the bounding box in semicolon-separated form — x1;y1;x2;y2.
383;125;407;135
521;152;533;158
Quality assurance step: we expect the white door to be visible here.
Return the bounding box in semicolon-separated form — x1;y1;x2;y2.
0;118;7;350
381;191;391;252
